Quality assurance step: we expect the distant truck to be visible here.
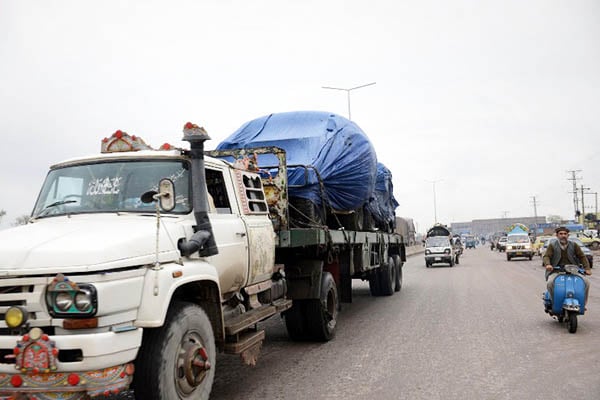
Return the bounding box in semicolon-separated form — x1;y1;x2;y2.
395;217;416;246
505;223;533;260
0;120;405;399
424;224;459;267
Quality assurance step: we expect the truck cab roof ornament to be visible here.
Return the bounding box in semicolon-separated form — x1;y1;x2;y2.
101;130;153;153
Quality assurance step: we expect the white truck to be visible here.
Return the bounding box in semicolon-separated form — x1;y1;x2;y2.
0;123;405;399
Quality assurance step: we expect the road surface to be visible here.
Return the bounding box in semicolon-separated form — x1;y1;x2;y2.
210;246;600;400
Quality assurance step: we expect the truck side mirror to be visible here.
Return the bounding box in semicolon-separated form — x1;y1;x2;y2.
140;179;176;212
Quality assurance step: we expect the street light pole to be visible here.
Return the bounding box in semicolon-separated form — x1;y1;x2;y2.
321;82;376;120
426;179;443;224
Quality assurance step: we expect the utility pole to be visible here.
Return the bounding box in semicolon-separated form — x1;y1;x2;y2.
580;185;591;225
426;179;443;224
530;196;539;235
567;170;582;220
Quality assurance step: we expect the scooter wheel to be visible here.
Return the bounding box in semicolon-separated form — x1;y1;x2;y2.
567;312;578;334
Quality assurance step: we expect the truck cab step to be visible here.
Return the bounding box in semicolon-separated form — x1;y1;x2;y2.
224;299;292;335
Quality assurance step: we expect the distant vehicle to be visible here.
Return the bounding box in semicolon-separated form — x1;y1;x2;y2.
464;235;476;249
533;235;552;256
538;237;554;258
424;224;458;267
570;238;594;268
506;233;533;261
572;231;600;250
497;236;508;252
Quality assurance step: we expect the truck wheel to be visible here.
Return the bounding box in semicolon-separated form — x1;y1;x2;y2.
377;257;395;296
591;241;599;250
369;269;381;295
284;300;308;341
133;301;215;400
507;254;511;261
306;272;338;341
392;255;403;292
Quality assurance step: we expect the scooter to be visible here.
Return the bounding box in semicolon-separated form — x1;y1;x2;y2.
543;265;587;333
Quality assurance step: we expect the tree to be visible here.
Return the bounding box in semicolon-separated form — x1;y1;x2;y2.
0;209;6;224
12;215;30;226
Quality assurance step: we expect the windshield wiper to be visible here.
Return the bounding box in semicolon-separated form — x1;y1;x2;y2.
36;200;77;217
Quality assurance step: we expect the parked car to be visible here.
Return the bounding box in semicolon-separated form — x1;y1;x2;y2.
497;236;508;252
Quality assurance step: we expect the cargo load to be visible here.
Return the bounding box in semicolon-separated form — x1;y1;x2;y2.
216;111;378;227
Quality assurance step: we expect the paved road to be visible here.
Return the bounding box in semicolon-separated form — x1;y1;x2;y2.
210;247;600;400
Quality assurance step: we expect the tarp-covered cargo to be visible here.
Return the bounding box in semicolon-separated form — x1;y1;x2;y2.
367;163;399;232
216;111;377;213
426;224;451;238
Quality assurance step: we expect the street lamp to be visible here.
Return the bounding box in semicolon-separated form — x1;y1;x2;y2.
321;82;376;120
426;179;442;224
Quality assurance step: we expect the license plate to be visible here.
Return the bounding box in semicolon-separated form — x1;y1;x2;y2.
516;252;522;255
435;257;441;261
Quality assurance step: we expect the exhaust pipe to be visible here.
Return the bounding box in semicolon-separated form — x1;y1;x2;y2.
179;122;218;257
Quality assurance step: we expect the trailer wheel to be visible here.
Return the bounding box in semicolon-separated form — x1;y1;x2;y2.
377;257;395;296
369;270;381;295
392;255;403;292
306;272;338;341
284;300;308;341
133;301;215;400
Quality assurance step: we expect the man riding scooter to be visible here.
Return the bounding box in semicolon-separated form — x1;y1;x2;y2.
543;226;592;308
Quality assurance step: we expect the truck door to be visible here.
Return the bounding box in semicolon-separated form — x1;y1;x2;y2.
205;167;249;295
232;169;276;285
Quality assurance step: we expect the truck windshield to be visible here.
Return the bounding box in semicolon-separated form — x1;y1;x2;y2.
426;237;450;247
32;160;191;218
507;235;529;244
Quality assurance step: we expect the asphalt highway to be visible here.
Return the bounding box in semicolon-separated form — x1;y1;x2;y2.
210;246;600;400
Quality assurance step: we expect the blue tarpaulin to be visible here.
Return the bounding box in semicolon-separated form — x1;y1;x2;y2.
366;163;399;230
216;111;378;212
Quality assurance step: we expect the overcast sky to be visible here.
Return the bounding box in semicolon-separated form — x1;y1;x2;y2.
1;0;599;233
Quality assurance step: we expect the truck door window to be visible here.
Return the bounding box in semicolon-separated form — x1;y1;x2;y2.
206;169;231;214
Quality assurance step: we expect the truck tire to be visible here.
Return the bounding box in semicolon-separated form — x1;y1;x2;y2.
377;257;395;296
392;255;403;292
369;270;381;295
284;300;308;341
306;272;338;341
133;301;215;400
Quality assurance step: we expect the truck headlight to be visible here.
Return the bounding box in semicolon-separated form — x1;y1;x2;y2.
55;292;73;311
425;249;431;255
46;274;97;318
74;288;93;312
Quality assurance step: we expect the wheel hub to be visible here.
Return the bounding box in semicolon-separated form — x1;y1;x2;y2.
180;341;211;389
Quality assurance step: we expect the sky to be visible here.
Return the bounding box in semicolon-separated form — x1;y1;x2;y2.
1;0;599;233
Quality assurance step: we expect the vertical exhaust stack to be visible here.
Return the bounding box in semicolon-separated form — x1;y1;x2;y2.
180;122;219;257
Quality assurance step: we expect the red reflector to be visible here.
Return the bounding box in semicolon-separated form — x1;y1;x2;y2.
68;373;80;386
10;374;23;387
63;318;98;329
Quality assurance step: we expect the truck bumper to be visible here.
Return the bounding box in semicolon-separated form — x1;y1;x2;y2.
0;328;141;399
0;363;134;399
425;255;452;264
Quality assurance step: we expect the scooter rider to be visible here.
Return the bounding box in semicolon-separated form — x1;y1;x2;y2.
543;226;592;306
